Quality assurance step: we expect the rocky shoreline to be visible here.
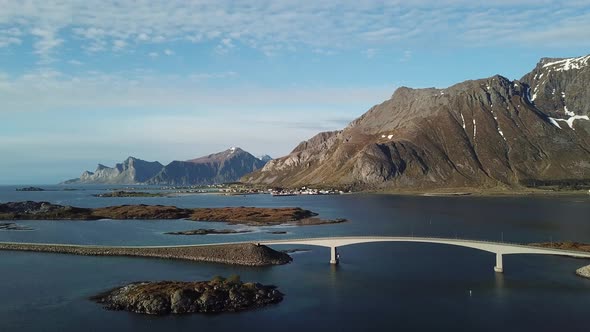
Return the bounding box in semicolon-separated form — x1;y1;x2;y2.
16;187;45;191
0;201;346;226
93;191;165;198
576;265;590;279
529;241;590;253
0;222;34;231
530;242;590;279
165;229;252;235
91;277;283;315
0;242;292;266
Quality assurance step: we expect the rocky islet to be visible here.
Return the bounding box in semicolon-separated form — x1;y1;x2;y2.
0;201;345;226
0;242;293;266
91;277;283;315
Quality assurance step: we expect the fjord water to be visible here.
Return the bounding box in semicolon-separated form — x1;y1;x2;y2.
1;186;590;331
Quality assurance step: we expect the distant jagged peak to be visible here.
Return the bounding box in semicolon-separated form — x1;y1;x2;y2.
384;74;513;102
258;154;272;162
94;157;157;171
228;146;242;154
186;147;254;163
539;54;590;72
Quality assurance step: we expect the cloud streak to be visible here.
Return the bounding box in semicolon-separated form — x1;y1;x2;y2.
0;0;588;60
0;68;393;112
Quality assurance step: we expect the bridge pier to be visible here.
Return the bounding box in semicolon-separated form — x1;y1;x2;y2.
330;246;339;265
494;253;503;273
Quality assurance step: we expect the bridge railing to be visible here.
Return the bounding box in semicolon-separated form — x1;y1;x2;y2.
260;235;590;256
261;235;522;246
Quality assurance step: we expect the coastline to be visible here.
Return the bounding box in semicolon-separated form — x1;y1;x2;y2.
576;265;590;279
367;187;590;197
0;242;292;266
0;202;346;226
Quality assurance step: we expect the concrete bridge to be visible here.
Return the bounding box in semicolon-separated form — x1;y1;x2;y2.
256;236;590;273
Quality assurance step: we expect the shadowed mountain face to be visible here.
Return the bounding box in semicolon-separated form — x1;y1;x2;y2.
244;54;590;191
147;148;267;186
63;157;163;185
64;148;269;185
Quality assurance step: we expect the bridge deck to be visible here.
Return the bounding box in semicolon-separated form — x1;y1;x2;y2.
2;236;590;258
259;236;590;258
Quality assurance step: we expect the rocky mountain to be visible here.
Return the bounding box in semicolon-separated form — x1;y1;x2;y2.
63;157;163;185
63;148;270;185
147;147;267;186
244;54;590;191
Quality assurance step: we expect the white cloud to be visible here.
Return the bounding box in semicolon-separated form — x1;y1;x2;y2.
189;71;237;81
113;39;127;51
137;32;150;41
312;48;336;56
0;69;393;113
163;48;174;55
400;50;412;62
363;48;378;59
148;51;158;58
0;27;22;47
30;27;63;62
215;38;235;54
68;59;83;65
0;67;394;183
0;1;588;62
0;109;348;183
0;36;20;47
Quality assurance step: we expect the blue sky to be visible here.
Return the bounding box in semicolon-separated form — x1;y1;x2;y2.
1;0;590;184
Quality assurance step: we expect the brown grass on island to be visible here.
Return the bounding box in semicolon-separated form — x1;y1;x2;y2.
189;207;316;225
529;241;590;253
92;204;192;220
0;201;347;226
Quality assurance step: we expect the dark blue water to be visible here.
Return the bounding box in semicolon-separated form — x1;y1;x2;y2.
1;185;590;331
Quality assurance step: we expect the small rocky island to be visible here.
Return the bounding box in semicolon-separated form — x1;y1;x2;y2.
0;242;292;266
91;276;283;315
190;207;347;226
93;191;165;198
16;187;45;191
529;241;590;253
0;201;346;226
576;265;590;279
0;222;33;231
165;229;252;235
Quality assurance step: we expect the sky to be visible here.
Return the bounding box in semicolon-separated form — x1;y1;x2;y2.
1;0;590;184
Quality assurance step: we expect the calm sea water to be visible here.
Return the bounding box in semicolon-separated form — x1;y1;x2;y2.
1;185;590;331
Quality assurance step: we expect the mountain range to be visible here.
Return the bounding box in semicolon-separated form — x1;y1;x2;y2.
63;147;269;185
243;54;590;191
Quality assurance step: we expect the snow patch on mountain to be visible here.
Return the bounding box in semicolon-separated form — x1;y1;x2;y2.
542;55;590;72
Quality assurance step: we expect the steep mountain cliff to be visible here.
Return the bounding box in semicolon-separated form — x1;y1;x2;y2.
63;148;269;185
63;157;164;184
147;147;268;186
244;54;590;191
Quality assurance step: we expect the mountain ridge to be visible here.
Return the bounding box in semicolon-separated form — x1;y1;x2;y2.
243;54;590;191
64;157;164;185
63;148;270;185
147;147;267;186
